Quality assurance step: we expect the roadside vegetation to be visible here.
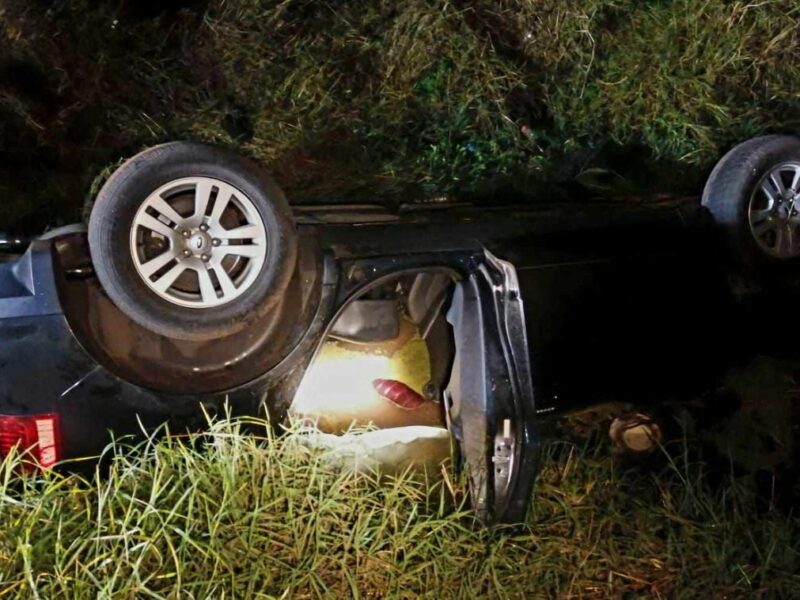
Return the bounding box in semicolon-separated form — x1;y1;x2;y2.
2;0;800;229
0;416;798;598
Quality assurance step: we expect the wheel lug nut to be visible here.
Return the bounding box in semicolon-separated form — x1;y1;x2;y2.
183;249;192;257
182;230;190;238
212;238;221;247
199;224;209;232
201;254;210;262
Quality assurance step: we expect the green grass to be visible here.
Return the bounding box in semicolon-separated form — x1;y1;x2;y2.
0;418;798;598
2;1;800;229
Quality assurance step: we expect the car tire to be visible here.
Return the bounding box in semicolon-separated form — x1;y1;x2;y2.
88;141;297;341
702;134;800;278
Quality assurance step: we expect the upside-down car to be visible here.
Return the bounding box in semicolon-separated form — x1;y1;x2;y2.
3;134;800;523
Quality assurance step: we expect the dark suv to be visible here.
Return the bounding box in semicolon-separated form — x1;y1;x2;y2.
2;134;800;523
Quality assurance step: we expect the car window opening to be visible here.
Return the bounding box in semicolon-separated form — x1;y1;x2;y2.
289;270;457;472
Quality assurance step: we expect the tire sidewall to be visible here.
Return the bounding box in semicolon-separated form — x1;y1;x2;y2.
702;135;800;280
88;142;297;341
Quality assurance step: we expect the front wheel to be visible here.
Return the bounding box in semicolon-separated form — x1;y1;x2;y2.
702;135;800;276
88;142;297;341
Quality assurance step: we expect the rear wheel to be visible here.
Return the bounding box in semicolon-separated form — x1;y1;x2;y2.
88;142;297;341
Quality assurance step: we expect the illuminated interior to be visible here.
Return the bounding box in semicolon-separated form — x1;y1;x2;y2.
290;271;455;468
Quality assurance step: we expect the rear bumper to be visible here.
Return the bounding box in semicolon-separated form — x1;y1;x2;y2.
0;241;264;462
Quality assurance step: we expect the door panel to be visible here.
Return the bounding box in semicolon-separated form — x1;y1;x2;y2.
446;251;539;524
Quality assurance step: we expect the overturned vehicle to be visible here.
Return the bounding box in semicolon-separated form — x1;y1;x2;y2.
2;135;800;523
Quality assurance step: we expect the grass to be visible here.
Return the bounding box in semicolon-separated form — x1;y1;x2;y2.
0;417;798;598
2;1;800;230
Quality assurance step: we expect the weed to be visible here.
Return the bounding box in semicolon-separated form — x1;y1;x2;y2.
0;418;798;597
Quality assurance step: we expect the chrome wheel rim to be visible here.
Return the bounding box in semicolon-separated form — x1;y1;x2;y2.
129;176;267;308
748;162;800;259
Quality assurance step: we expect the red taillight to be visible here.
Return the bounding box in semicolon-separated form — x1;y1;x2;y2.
0;414;61;468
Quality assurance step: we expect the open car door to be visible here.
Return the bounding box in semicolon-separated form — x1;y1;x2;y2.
446;250;540;524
